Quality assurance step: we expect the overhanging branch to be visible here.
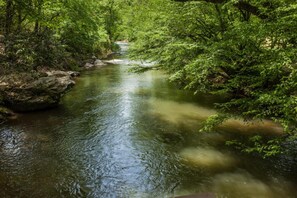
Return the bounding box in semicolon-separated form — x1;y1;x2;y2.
174;0;268;19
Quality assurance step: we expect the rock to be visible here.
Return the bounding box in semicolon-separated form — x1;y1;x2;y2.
0;72;75;112
67;71;80;77
84;59;106;69
179;147;236;170
45;70;80;78
0;106;15;123
0;106;14;116
37;67;80;78
84;63;95;69
213;172;275;198
104;59;124;64
94;59;106;67
0;35;4;42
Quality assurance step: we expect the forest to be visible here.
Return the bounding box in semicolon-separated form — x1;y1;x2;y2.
1;0;297;156
1;0;297;197
126;0;297;156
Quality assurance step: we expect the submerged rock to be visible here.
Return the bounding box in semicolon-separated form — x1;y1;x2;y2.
0;72;75;112
179;147;236;170
213;172;274;198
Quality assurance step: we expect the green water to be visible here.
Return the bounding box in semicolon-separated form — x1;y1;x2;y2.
1;44;297;198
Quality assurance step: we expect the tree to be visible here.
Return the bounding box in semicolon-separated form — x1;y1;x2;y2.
126;0;297;156
0;0;115;71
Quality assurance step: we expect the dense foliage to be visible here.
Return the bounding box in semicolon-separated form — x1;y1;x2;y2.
0;0;121;72
123;0;297;156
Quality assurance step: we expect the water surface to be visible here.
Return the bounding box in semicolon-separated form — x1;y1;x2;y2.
1;43;297;198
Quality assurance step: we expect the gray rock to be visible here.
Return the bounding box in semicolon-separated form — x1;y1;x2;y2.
84;63;95;69
67;71;80;77
103;59;124;64
94;59;106;67
45;70;80;78
0;35;4;43
0;73;75;112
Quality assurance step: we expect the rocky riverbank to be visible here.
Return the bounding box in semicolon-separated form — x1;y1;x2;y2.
0;70;79;123
0;33;114;124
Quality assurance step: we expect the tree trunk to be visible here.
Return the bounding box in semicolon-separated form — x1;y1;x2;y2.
17;6;22;32
35;0;43;34
5;0;13;35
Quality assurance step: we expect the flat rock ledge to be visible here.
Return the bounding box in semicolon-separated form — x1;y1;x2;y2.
0;70;78;115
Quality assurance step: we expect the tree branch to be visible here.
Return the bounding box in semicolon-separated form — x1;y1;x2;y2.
174;0;268;19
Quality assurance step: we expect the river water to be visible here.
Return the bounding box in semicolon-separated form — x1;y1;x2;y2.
1;43;297;198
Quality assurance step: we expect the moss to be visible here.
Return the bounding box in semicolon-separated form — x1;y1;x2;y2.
0;106;10;123
0;106;13;116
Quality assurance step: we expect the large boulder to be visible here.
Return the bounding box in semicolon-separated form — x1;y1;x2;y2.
0;72;75;112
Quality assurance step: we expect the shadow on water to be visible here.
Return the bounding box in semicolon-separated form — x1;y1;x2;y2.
1;43;297;198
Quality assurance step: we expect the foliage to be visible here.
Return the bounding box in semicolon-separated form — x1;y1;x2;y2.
226;135;283;158
0;0;122;71
125;0;297;155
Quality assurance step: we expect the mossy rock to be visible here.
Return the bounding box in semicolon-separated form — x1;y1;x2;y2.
0;72;75;112
0;106;14;115
0;106;14;123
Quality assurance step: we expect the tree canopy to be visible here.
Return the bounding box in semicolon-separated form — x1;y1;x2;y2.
123;0;297;156
0;0;121;72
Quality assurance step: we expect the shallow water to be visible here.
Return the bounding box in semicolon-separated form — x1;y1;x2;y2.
1;43;297;198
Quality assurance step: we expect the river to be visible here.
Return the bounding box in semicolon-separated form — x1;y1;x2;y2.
0;42;297;198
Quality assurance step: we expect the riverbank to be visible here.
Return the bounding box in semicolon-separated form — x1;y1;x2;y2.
0;33;119;124
0;69;80;123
